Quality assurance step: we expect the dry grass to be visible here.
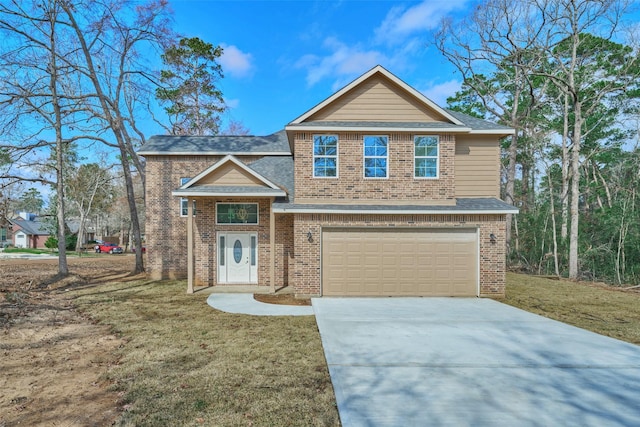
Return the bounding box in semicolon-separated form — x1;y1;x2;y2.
72;280;340;427
500;273;640;345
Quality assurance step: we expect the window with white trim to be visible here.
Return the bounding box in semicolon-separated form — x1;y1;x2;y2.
414;136;439;178
180;177;196;217
313;135;338;177
363;135;388;178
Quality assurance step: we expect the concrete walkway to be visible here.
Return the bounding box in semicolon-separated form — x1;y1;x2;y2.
312;297;640;427
0;252;59;260
206;293;314;316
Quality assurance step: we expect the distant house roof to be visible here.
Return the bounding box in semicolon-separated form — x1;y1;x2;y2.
11;218;50;236
138;130;291;156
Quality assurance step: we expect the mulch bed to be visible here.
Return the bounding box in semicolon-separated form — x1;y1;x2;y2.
253;293;311;306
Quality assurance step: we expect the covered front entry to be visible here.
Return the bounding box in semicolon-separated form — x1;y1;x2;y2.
217;232;258;284
321;227;478;296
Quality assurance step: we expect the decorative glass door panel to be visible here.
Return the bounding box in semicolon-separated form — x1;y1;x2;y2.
218;233;258;284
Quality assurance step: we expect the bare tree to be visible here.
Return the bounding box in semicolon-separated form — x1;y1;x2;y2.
66;162;114;251
434;0;548;251
57;0;173;273
0;0;89;275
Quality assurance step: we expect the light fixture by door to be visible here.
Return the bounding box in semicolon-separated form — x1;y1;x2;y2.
489;233;497;244
307;231;313;243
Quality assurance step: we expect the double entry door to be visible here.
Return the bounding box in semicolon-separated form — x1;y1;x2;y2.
217;232;258;284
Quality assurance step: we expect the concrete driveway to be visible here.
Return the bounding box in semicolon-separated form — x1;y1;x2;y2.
312;298;640;427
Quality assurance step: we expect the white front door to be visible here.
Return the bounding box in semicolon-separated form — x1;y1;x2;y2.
218;233;258;284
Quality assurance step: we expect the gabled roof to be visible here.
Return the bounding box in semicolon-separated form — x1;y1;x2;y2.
284;65;514;139
138;130;291;156
288;65;465;126
11;218;50;236
172;155;287;198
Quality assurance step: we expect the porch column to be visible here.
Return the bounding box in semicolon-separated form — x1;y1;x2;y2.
187;197;194;294
270;199;275;293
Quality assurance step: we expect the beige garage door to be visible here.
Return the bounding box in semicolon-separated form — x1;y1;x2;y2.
322;228;478;296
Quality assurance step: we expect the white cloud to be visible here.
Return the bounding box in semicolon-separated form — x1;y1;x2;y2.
374;0;469;45
219;44;253;78
420;79;462;106
295;37;386;88
224;98;240;109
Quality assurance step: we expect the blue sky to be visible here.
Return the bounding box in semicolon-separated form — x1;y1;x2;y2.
168;0;473;136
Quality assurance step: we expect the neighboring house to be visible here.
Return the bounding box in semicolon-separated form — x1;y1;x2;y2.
11;212;50;249
140;66;518;297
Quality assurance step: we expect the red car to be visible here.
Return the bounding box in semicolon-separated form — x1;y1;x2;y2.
97;242;123;254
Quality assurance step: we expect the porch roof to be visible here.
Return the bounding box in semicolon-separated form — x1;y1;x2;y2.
272;197;518;215
172;186;286;198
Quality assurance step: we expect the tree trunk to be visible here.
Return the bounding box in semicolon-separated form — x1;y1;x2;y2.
568;105;582;280
560;93;570;241
48;8;68;276
505;132;518;253
547;168;560;277
62;3;144;273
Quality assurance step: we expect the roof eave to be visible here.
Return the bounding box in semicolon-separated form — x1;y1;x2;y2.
285;124;473;133
138;151;290;156
172;190;286;198
469;129;516;135
272;207;520;215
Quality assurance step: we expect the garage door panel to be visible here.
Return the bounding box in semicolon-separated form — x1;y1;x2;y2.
322;228;477;297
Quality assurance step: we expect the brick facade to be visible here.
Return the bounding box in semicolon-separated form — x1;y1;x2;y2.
293;132;455;203
141;67;513;297
145;155;268;283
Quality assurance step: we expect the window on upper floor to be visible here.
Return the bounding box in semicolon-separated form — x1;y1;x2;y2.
313;135;338;178
414;136;439;179
363;135;388;178
180;177;196;217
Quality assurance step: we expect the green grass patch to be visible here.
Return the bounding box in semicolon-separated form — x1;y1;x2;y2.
72;280;340;427
501;273;640;345
3;247;52;254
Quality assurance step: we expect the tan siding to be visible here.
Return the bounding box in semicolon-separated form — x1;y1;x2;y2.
307;75;450;122
195;162;265;187
322;228;478;296
455;136;500;198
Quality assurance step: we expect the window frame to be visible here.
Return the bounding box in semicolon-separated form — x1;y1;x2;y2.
312;134;339;178
180;177;196;217
363;135;389;179
215;203;259;225
413;135;440;179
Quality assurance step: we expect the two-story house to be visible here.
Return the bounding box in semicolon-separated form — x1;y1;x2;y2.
140;66;517;297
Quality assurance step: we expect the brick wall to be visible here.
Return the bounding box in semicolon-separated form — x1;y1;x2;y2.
144;155;268;282
292;213;506;297
293;132;456;202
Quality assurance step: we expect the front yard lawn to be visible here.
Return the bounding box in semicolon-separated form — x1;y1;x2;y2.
73;280;340;427
67;272;640;425
501;272;640;345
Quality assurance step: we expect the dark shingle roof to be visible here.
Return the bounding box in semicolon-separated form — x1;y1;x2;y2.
173;186;286;197
11;218;50;236
444;110;513;132
138;130;291;155
248;156;295;198
272;197;518;214
286;121;470;130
